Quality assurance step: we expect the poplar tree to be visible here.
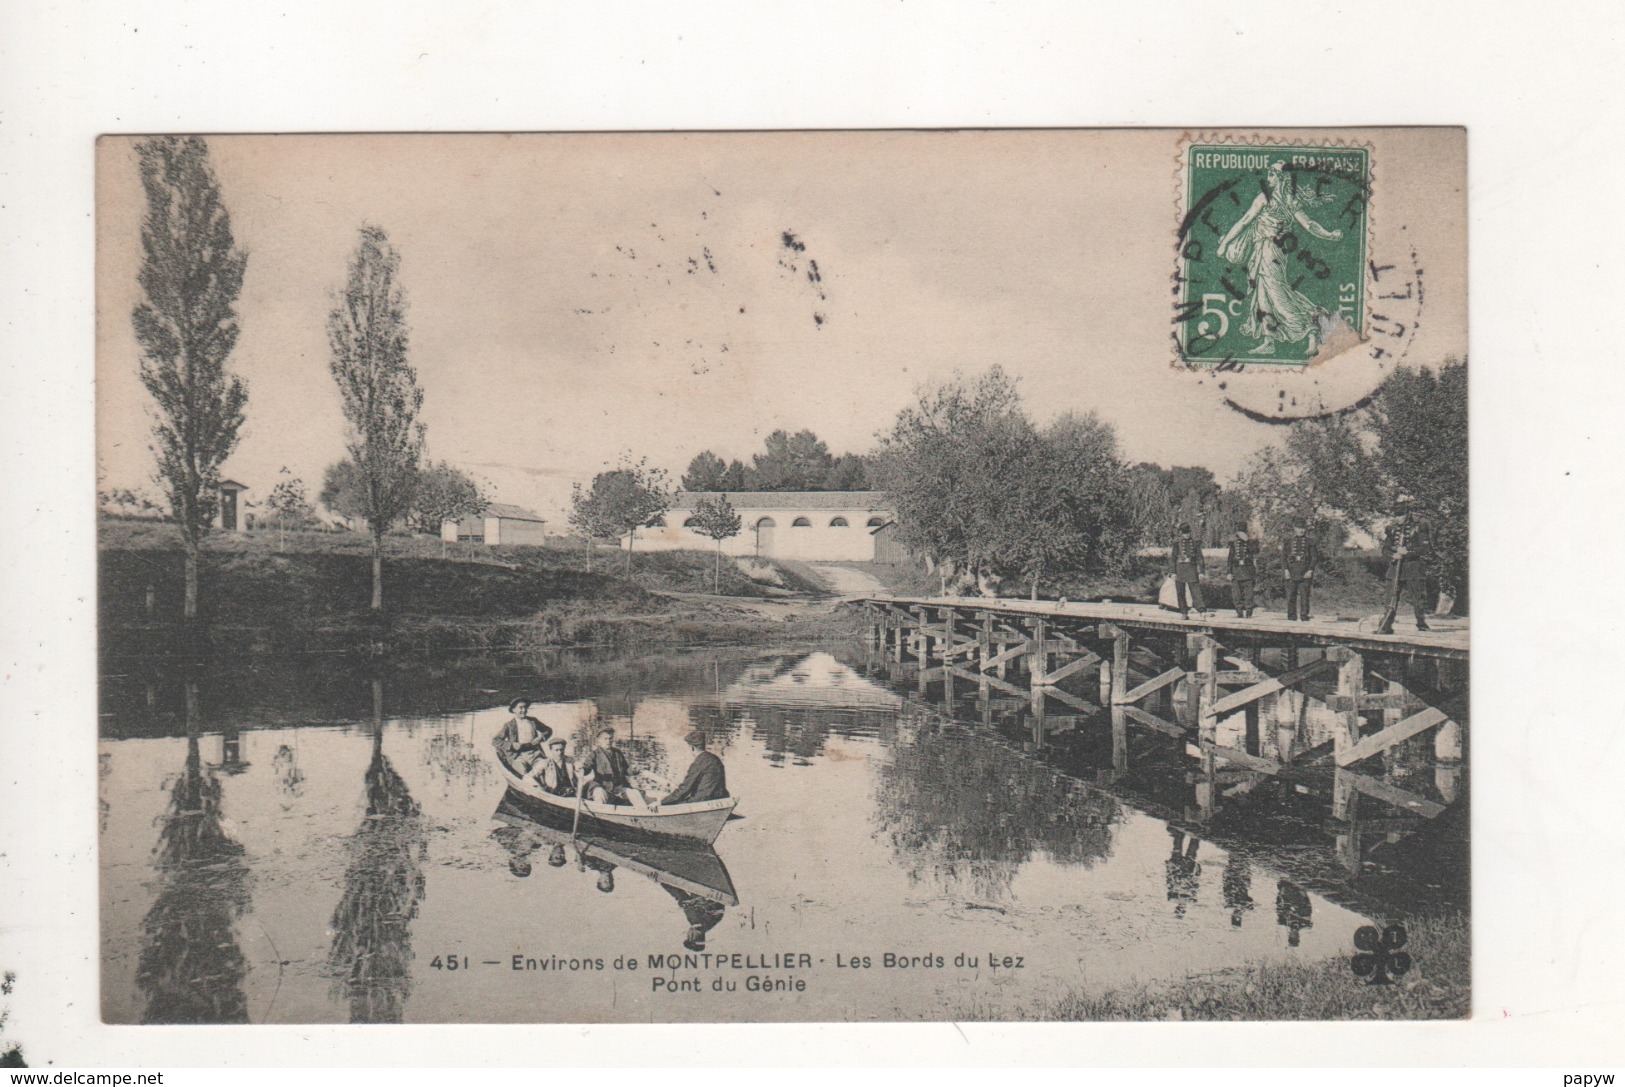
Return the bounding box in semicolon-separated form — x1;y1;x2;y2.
131;136;249;620
327;225;425;610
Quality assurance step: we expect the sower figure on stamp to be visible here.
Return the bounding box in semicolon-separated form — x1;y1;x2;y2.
1227;524;1258;618
1377;495;1435;634
1282;520;1319;622
1169;523;1207;618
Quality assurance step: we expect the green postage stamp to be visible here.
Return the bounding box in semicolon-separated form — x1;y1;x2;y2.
1177;143;1371;366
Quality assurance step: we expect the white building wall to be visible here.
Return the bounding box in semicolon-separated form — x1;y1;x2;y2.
632;507;888;561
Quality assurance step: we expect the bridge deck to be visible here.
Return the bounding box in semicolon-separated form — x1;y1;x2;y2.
858;594;1469;660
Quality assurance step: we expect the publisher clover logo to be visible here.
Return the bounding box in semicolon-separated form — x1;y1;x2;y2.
1350;923;1411;985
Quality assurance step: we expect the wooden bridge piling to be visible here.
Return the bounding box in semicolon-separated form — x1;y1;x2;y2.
859;594;1467;842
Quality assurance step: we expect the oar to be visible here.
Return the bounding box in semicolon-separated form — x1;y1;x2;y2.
572;779;587;839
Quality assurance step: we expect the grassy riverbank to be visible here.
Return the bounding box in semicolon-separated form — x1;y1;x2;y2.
99;520;852;656
1015;912;1469;1021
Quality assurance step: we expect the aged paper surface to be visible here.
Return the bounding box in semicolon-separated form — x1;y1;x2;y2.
4;1;1625;1068
92;129;1468;1027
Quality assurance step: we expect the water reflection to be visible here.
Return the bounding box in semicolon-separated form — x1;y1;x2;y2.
874;711;1122;902
492;793;738;951
1164;829;1202;920
136;683;252;1024
1222;852;1256;928
1276;879;1314;948
98;644;1463;1024
325;679;427;1024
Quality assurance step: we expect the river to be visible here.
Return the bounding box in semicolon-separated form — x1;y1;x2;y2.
97;642;1467;1024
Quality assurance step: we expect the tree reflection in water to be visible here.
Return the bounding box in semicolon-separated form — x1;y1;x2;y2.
874;711;1123;902
422;723;492;797
136;682;253;1024
326;679;427;1024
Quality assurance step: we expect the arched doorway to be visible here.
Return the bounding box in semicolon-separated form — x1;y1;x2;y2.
755;516;777;556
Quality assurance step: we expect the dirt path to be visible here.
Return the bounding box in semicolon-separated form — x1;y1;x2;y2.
803;563;890;595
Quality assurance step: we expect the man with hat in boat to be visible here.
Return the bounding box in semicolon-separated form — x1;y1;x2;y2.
1281;519;1319;622
530;736;578;798
580;726;650;808
493;697;551;775
1377;494;1436;635
654;730;729;809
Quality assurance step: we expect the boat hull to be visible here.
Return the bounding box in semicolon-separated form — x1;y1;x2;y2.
495;758;736;845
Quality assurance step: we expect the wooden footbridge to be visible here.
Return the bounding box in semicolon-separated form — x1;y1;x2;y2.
852;595;1468;838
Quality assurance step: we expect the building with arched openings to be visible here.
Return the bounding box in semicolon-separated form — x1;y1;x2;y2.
631;491;894;561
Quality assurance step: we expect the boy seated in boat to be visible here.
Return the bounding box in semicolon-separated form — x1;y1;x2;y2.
651;730;728;810
529;737;578;797
579;727;650;808
493;698;552;775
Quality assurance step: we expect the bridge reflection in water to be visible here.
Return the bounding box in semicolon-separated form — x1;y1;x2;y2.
852;596;1467;903
98;641;1462;1024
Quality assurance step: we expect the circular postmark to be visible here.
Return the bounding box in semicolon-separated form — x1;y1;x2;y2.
1171;136;1423;419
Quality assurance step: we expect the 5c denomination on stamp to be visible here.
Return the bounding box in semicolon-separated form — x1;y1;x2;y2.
1177;143;1371;367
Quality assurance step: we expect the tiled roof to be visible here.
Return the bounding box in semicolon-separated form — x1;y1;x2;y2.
673;491;891;511
482;502;545;522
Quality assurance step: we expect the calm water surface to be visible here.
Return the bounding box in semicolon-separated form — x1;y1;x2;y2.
99;643;1466;1023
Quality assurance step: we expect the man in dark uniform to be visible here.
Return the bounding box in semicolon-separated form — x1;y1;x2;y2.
1227;524;1258;618
1377;496;1435;634
657;730;728;807
1282;520;1319;622
1169;523;1207;618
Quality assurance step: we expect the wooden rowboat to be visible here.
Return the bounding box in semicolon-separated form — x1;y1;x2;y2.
493;752;737;845
493;794;739;906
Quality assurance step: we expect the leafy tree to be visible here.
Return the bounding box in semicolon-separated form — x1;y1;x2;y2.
750;429;836;490
0;971;22;1066
327;225;425;610
689;495;743;593
719;458;749;491
1236;360;1467;602
98;487;167;521
681;451;729;492
319;459;368;526
1008;412;1132;598
872;366;1027;586
875;369;1132;598
1126;463;1176;548
265;467;313;551
407;462;487;538
825;451;872;490
130;136;249;620
1368;360;1468;599
569;457;672;572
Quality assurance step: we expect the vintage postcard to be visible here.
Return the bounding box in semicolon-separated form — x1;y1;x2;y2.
92;128;1467;1027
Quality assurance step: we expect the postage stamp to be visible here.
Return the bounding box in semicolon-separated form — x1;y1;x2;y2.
1177;142;1371;367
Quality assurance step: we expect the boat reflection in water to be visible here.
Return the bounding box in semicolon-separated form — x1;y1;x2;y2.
492;791;738;952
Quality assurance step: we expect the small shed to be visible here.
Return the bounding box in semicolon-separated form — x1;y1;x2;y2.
442;502;548;546
870;520;915;566
213;480;249;533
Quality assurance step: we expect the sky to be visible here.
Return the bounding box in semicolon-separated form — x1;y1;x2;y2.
95;130;1466;523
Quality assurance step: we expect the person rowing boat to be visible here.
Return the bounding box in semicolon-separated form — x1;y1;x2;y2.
650;730;728;811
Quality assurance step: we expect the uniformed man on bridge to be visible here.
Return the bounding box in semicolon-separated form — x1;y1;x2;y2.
1169;523;1207;618
1282;520;1319;622
1227;524;1258;618
1377;495;1435;635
